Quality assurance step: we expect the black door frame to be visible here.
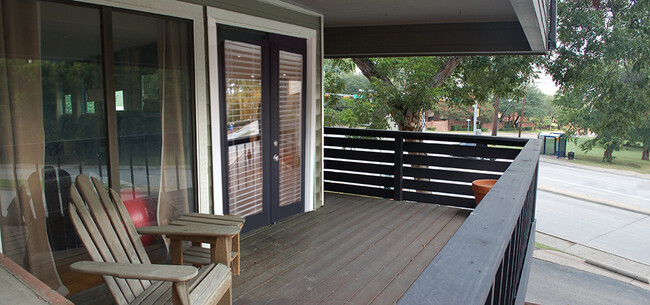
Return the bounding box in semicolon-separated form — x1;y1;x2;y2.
218;26;306;232
268;33;307;223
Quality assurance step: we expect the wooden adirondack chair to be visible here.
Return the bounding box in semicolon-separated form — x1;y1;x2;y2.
68;174;236;305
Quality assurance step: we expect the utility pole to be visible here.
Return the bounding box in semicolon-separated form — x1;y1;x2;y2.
473;101;478;134
518;85;528;138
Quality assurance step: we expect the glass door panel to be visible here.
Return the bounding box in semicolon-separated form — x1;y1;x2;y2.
223;41;264;217
277;51;303;207
112;12;195;261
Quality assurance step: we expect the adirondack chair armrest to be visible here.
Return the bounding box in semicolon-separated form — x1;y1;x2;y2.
184;212;245;223
70;261;198;282
137;224;240;237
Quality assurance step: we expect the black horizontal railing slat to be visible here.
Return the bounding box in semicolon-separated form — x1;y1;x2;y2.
402;191;477;209
324;160;394;175
324;171;393;187
404;141;521;160
324;136;394;150
324;182;392;199
323;127;540;305
325;127;528;146
403;166;502;183
324;148;394;163
403;154;511;172
402;179;474;196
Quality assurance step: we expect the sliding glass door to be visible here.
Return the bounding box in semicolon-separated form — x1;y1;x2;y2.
0;0;196;295
219;27;305;231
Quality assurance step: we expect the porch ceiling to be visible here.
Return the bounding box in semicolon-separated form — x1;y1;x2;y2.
279;0;551;56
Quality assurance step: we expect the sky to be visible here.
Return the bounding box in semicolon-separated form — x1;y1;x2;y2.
534;70;559;96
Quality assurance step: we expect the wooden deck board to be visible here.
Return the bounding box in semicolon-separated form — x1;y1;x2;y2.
233;197;409;301
233;193;468;305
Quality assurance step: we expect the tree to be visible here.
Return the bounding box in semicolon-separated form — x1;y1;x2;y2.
323;59;389;129
495;85;556;130
630;116;650;160
455;56;540;135
349;55;540;133
524;86;556;125
351;56;464;131
546;0;650;163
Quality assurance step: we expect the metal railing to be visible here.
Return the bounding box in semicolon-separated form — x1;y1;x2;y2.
323;127;540;304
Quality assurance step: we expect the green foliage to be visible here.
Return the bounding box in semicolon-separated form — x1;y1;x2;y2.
547;0;650;162
324;59;389;129
368;57;448;129
325;53;544;132
523;86;557;124
450;125;464;131
340;73;371;94
426;126;437;131
456;56;541;104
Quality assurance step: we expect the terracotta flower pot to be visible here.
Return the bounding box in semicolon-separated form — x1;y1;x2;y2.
472;179;498;206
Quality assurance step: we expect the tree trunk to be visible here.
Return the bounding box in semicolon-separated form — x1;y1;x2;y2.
603;148;614;163
400;109;424;132
642;147;649;161
492;97;500;136
518;86;527;138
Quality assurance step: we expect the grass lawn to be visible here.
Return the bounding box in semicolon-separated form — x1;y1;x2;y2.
564;138;650;174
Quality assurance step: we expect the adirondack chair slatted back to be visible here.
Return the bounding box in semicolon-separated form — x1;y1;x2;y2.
69;174;153;305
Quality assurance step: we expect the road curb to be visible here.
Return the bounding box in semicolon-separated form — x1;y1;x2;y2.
538;185;650;216
585;259;650;284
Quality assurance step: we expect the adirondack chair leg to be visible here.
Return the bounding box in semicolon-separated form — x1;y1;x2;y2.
232;233;240;275
171;239;184;265
172;281;190;305
217;286;232;305
211;236;231;268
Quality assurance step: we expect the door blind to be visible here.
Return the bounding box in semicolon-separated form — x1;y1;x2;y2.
224;40;263;217
278;50;303;207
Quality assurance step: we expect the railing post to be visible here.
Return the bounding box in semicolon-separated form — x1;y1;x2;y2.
394;135;404;201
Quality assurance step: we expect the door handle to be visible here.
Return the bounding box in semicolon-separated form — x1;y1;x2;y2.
273;154;279;162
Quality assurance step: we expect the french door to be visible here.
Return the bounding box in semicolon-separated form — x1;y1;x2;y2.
219;26;306;232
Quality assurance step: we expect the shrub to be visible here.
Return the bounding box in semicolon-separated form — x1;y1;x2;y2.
451;125;464;131
426;126;437;131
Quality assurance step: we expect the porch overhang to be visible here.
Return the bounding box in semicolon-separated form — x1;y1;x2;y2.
279;0;553;57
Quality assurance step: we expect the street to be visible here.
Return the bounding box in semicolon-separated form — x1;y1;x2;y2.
536;160;650;266
526;258;650;305
539;161;650;211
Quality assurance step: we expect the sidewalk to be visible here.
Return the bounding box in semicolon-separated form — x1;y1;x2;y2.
533;232;650;290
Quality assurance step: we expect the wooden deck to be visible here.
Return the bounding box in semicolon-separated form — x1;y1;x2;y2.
233;192;468;305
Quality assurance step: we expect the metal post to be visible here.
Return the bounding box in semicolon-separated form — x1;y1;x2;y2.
473;101;478;134
393;135;404;201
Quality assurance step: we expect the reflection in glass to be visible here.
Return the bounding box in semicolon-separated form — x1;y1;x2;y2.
112;12;195;260
0;1;105;295
278;51;303;207
224;41;263;217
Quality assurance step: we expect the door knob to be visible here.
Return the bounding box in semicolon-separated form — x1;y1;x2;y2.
273;154;279;162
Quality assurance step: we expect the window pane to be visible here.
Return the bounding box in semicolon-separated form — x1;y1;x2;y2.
112;12;195;260
278;50;303;207
40;1;107;294
0;0;105;295
224;40;263;217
